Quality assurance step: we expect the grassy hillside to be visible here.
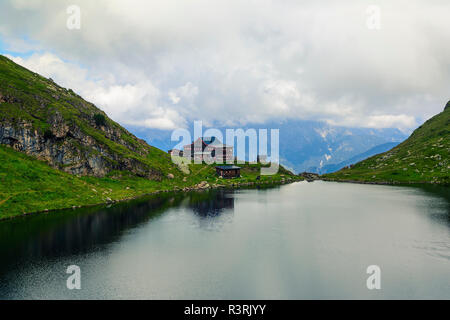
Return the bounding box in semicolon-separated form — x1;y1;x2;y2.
0;144;300;219
0;54;179;178
320;142;399;174
323;104;449;184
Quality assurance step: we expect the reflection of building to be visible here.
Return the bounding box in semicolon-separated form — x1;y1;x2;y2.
215;165;241;178
188;189;234;217
183;137;233;163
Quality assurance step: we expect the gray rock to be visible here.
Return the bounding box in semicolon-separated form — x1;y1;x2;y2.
0;118;162;179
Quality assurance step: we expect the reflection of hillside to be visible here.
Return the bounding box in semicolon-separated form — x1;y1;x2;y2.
187;189;234;217
410;185;450;226
0;193;185;272
416;184;450;202
0;189;239;273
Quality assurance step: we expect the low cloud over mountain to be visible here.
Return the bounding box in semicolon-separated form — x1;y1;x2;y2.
1;0;449;132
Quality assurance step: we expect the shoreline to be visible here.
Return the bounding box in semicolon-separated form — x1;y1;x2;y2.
3;177;446;222
0;177;301;222
320;178;449;186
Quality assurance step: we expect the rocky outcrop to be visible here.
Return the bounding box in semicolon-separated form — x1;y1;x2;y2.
0;116;161;179
0;55;170;181
299;172;320;182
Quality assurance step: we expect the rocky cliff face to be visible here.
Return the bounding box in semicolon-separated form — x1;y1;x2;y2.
0;118;158;178
0;55;174;180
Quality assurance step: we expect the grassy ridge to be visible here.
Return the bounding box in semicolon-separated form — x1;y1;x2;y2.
0;144;300;219
0;54;180;177
323;104;449;184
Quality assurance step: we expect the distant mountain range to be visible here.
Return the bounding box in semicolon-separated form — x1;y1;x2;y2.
132;120;408;174
319;142;400;174
324;102;449;184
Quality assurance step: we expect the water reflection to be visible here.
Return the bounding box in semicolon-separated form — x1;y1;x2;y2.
184;189;235;231
1;184;447;270
0;192;185;273
0;183;448;299
405;184;450;227
0;189;239;274
188;189;234;217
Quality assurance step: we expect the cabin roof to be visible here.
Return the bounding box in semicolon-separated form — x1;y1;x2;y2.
202;136;216;144
185;137;232;148
207;139;232;148
215;165;241;170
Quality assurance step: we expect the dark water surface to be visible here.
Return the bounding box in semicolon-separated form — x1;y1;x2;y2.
0;181;449;299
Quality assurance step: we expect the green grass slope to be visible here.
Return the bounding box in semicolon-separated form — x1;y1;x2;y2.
0;54;179;178
0;144;300;219
323;103;450;184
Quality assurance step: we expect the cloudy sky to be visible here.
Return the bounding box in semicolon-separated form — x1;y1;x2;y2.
0;0;449;131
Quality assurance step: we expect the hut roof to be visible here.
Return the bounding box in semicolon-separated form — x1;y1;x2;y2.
215;165;241;170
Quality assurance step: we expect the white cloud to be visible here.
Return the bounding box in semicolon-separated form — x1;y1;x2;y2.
168;92;180;105
326;114;416;133
168;82;198;105
365;115;417;131
7;53;90;90
8;53;184;130
1;0;449;130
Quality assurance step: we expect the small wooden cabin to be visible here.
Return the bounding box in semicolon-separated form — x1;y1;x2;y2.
215;165;241;178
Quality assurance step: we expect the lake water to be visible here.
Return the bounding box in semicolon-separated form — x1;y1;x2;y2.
0;181;449;299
